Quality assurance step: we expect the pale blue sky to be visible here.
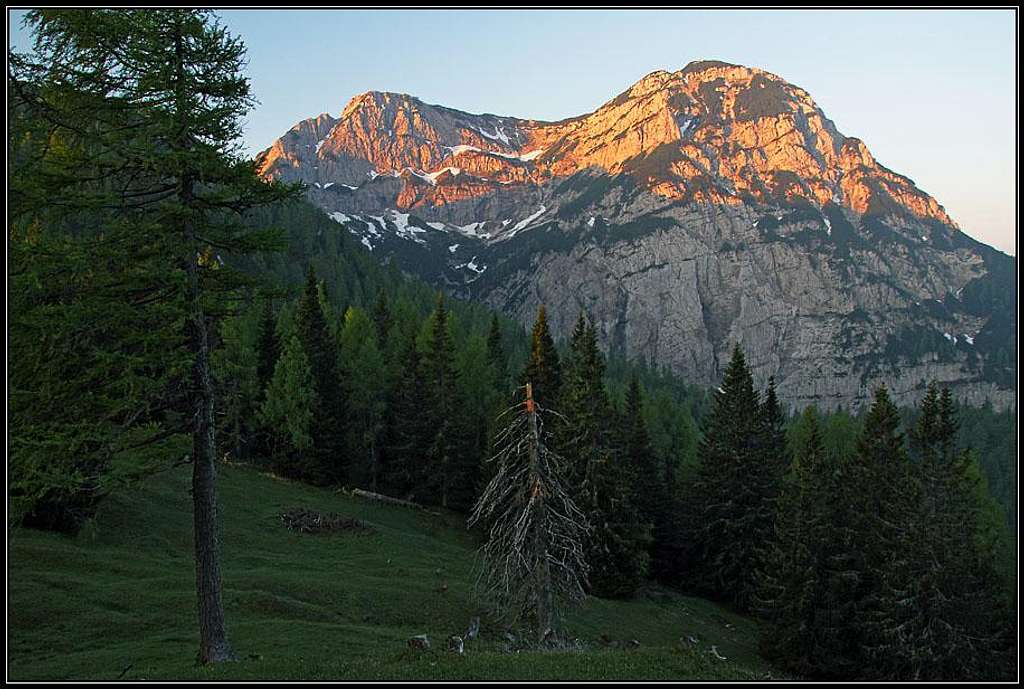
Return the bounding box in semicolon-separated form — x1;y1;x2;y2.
8;9;1017;255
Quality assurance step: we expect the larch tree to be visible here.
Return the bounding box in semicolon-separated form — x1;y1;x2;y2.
457;330;503;504
213;302;262;462
339;306;387;490
259;334;316;468
250;296;281;457
9;9;300;662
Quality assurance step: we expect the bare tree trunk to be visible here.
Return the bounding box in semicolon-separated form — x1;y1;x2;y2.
188;244;234;664
172;19;233;664
526;383;553;644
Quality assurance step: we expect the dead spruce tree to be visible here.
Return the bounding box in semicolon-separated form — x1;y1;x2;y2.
469;383;590;646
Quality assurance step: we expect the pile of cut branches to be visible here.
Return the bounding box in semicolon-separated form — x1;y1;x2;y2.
279;508;368;534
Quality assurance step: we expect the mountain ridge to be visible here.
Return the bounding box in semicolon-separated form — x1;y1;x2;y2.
257;59;957;230
256;60;1015;411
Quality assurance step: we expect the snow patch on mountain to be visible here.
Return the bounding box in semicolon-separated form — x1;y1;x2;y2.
505;206;547;239
453;256;487;281
476;125;511;145
446;144;545;163
387;210;427;244
423;167;461;184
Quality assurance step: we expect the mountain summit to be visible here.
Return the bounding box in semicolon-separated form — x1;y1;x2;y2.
258;61;954;227
257;60;1015;410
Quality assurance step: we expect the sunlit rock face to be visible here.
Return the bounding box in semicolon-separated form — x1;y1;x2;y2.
257;60;1015;412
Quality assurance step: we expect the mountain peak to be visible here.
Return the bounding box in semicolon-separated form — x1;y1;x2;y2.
629;69;675;91
681;58;744;73
341;90;422;119
259;62;957;227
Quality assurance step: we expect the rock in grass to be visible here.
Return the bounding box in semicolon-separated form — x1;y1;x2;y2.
408;634;430;650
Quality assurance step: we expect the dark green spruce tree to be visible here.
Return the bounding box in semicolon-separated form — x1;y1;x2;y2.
381;327;430;499
885;382;1015;680
419;294;477;510
754;407;840;675
256;298;281;395
371;288;393;344
686;344;780;609
252;297;281;457
621;374;674;581
849;385;924;679
295;266;346;484
758;376;790;480
486;313;510;396
561;313;649;598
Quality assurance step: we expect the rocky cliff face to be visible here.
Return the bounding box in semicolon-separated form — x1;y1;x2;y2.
257;60;1016;411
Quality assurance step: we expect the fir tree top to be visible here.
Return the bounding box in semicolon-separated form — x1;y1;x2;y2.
857;384;907;465
523;305;562;410
706;344;760;438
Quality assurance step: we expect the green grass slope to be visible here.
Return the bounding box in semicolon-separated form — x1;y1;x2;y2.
8;463;772;681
